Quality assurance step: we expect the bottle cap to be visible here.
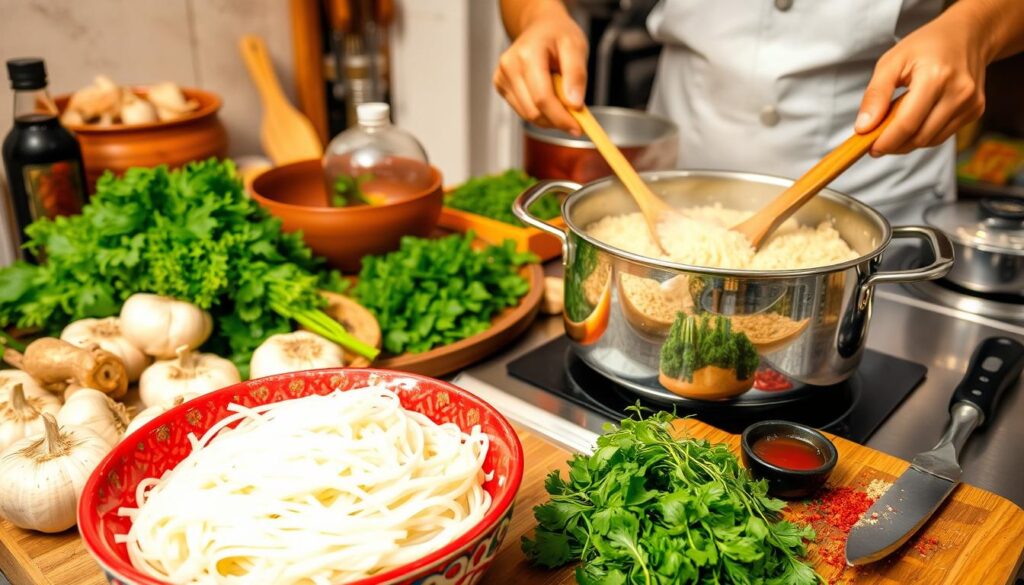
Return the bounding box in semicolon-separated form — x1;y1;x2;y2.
7;58;47;90
356;102;391;127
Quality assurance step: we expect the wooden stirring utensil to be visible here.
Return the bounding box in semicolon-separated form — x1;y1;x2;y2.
239;35;324;166
552;74;673;252
733;96;906;249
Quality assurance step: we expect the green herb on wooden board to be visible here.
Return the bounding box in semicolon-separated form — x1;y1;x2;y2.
353;232;536;355
445;169;559;226
523;409;818;585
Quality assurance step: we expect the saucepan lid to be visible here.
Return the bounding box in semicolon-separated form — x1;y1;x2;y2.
924;198;1024;254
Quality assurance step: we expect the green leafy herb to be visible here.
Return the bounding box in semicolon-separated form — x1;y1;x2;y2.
523;409;818;585
352;232;536;354
444;169;558;226
331;173;375;207
660;313;760;382
0;159;375;376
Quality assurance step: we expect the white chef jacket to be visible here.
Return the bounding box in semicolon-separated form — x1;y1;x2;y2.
647;0;956;223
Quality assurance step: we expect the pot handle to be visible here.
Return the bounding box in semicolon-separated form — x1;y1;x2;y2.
858;225;955;306
512;180;580;245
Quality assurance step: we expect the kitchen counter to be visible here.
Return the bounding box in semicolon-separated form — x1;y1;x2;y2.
460;263;1024;509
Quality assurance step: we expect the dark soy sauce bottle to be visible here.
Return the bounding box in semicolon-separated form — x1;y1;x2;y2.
2;58;87;261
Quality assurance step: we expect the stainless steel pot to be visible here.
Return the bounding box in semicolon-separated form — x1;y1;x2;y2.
523;106;678;184
513;170;954;400
923;198;1024;294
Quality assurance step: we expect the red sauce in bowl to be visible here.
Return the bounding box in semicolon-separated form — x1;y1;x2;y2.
752;435;826;470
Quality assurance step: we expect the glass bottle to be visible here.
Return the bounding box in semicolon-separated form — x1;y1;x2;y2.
2;58;87;261
322;102;428;207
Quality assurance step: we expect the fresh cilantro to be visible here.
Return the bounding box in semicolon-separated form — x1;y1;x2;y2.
352;232;536;355
523;409;818;584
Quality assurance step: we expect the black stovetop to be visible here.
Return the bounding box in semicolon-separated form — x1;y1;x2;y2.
507;336;926;443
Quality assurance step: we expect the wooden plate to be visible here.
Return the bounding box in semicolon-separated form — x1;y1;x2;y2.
322;263;545;378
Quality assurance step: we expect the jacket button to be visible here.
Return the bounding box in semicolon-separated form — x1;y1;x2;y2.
760;105;780;127
775;0;793;11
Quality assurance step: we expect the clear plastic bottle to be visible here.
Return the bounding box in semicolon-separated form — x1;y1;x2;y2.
322;103;429;207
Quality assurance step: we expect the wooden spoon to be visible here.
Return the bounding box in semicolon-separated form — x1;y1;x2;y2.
552;74;673;252
239;35;323;165
733;96;906;249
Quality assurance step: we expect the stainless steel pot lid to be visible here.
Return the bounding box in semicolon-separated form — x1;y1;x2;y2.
924;198;1024;254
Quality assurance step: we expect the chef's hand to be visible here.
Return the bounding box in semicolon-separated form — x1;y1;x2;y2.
856;0;1024;156
493;0;588;134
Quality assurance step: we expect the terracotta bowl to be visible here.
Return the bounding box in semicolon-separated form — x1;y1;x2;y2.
55;87;228;191
78;368;525;585
251;158;443;272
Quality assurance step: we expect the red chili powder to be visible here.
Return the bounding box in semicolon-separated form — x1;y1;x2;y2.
914;535;940;557
796;487;877;574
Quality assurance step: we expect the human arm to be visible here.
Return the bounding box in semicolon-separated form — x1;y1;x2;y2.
856;0;1024;156
494;0;589;133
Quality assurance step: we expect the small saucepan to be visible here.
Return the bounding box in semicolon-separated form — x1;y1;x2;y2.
924;198;1024;294
523;106;679;184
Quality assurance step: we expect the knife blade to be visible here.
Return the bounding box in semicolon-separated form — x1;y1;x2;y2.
845;336;1024;566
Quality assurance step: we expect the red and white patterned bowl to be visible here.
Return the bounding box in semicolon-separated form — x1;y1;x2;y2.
77;368;525;585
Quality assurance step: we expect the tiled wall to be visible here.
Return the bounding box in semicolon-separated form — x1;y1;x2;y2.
0;0;298;264
0;0;297;158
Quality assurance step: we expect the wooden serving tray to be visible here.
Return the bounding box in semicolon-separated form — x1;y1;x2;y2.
3;423;1022;585
322;262;544;379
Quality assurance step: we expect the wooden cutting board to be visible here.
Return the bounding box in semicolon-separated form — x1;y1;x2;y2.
488;420;1024;585
1;422;1022;585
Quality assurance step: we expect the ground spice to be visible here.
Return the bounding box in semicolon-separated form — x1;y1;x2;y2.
794;486;878;583
865;478;892;500
914;535;940;557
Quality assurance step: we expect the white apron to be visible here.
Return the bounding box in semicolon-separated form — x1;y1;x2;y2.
647;0;956;223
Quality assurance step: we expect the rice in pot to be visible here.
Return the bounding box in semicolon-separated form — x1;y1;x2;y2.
586;204;858;270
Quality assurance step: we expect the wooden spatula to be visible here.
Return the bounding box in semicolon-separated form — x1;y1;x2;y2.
733;96;906;249
552;74;673;253
239;35;323;165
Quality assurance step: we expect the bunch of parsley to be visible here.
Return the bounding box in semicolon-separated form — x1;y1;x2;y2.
353;232;535;354
0;159;347;375
444;169;559;226
523;410;818;585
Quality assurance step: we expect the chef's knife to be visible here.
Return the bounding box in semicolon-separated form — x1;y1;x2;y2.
845;336;1024;566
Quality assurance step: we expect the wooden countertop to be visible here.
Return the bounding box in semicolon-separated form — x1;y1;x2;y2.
2;422;1022;584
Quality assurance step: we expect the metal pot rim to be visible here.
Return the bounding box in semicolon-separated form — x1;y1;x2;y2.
523;106;679;149
562;169;895;278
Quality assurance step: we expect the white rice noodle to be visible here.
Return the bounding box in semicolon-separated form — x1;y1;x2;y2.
117;386;492;584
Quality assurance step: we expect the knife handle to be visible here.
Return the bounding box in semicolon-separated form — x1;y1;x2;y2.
951;336;1024;426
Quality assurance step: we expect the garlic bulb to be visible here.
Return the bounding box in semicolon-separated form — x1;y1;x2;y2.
119;91;158;125
60;317;151;381
120;293;213;359
147;81;199;121
249;331;345;380
56;388;131;447
124;393;198;437
0;414;110;533
139;346;240;407
0;374;62;451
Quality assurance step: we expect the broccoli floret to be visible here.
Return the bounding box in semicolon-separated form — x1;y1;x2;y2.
659;313;760;381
